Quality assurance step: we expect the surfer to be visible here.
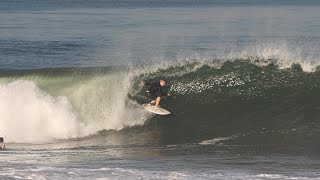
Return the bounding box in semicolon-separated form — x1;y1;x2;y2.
145;80;171;109
0;137;5;150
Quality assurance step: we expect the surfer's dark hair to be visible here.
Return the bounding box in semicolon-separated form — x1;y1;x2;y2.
0;137;3;143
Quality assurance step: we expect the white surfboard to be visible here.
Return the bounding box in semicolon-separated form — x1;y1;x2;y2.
142;103;171;115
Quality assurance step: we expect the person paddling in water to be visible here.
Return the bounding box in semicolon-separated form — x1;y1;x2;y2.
145;80;171;110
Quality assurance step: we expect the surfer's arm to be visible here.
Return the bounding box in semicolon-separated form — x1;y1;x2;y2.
161;90;172;96
162;92;172;96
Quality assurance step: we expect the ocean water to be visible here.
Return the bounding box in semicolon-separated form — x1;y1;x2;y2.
1;0;320;179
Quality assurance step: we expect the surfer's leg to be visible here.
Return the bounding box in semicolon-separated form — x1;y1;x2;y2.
148;100;156;106
155;96;161;109
148;92;157;105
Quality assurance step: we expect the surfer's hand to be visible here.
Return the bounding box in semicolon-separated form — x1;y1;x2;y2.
167;93;171;96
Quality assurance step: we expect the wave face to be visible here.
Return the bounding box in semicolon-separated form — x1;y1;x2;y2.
135;59;320;150
1;56;320;147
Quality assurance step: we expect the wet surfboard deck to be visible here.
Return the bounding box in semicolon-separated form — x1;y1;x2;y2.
142;103;171;115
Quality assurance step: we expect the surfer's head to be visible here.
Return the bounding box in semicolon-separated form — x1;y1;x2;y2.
0;137;3;143
160;80;166;87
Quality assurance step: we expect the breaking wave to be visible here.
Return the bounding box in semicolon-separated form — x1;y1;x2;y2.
1;41;320;144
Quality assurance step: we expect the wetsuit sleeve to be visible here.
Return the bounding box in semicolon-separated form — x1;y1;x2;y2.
162;90;169;96
160;87;168;96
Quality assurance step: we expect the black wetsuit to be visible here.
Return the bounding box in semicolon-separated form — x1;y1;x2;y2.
145;82;166;100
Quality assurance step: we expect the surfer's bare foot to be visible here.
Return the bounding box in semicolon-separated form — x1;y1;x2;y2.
155;106;160;110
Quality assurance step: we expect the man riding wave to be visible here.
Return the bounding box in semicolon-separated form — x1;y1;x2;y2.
145;80;171;110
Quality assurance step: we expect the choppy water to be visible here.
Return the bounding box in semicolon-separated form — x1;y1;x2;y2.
1;0;320;179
